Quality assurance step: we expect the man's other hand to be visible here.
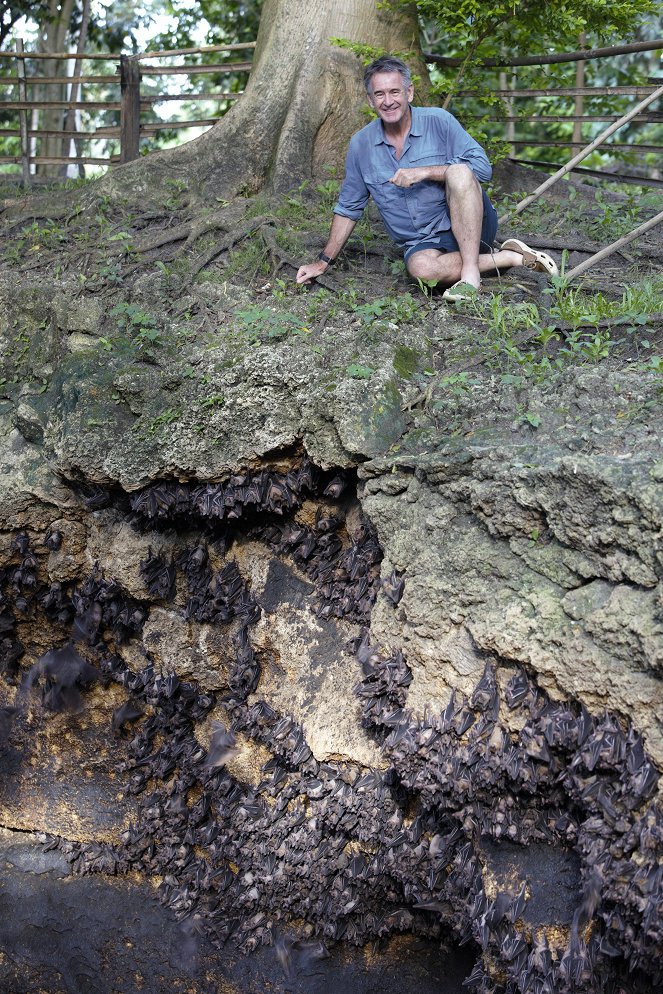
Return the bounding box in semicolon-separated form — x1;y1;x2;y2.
296;260;328;284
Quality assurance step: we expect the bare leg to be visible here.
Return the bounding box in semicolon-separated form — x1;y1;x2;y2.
445;163;484;289
406;162;524;288
406;247;523;287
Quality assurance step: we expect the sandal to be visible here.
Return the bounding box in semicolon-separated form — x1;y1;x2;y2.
442;280;481;302
501;238;559;277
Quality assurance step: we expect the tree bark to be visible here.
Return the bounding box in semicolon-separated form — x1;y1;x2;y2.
60;0;92;177
37;0;75;175
103;0;427;204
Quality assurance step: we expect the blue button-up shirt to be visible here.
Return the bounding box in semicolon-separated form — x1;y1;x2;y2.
333;105;492;253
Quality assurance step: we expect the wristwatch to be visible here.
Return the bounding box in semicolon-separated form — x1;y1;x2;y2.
318;252;335;266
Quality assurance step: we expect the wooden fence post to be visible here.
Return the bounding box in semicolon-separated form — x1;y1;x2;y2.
120;55;140;163
15;39;31;187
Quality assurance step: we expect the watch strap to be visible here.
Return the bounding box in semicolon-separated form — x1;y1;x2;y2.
318;251;335;266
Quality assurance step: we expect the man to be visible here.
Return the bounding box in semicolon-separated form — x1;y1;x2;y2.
296;56;557;300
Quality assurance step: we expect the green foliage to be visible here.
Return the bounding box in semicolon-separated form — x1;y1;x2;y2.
234;305;310;340
146;407;181;434
415;277;438;299
332;288;420;329
346;362;375;379
111;302;163;346
198;393;225;408
1;219;67;264
465;273;663;383
330;37;420;71
439;370;481;395
404;0;657;55
0;0;50;48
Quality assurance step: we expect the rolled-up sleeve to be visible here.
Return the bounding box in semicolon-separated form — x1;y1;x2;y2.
333;136;370;220
442;114;492;182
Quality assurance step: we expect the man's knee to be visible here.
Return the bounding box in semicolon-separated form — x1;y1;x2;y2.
406;250;460;283
445;163;480;192
406;251;435;279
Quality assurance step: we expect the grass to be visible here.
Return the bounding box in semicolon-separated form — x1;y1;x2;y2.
458;273;663;385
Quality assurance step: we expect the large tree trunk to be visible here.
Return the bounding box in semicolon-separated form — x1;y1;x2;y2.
103;0;428;204
36;0;75;176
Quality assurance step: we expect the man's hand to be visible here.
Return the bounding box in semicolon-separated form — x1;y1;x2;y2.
296;260;329;284
389;165;448;188
389;167;429;188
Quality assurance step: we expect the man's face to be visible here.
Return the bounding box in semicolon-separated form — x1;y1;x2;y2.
367;71;413;128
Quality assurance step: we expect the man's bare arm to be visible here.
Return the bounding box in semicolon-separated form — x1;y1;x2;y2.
296;214;357;284
389;165;450;188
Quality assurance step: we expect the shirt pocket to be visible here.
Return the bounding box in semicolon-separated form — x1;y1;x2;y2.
366;163;402;212
407;153;448;211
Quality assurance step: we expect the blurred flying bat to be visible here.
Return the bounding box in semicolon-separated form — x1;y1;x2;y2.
71;600;103;644
112;700;145;732
0;706;17;742
275;936;328;979
21;644;99;712
204;722;239;769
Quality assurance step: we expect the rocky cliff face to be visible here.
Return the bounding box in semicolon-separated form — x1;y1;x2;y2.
0;203;662;994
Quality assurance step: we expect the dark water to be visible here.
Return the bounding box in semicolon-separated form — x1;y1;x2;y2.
0;832;476;994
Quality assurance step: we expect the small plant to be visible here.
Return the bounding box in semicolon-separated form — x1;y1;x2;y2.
271;278;289;301
235;305;309;340
96;261;124;285
519;409;542;428
415;277;439;299
346;362;374;379
537;325;561;347
146;408;181;434
199;394;225;408
439;371;481;396
111;303;162;347
561;329;615;363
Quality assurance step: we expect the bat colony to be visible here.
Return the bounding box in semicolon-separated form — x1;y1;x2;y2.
0;459;660;993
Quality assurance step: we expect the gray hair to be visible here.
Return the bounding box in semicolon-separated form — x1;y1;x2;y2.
364;56;412;94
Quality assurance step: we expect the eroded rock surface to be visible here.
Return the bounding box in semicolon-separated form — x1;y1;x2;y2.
0;210;662;994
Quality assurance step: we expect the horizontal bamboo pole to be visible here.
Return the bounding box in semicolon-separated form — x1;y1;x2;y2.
0;155;110;164
95;119;219;135
0;127;105;138
0;75;119;84
509;140;661;153
140;92;241;103
0;43;256;60
0;50;120;60
565;209;663;282
425;37;663;68
0;100;120;110
133;42;256;59
140;62;252;75
140;118;218;130
457;84;657;98
482;114;663;124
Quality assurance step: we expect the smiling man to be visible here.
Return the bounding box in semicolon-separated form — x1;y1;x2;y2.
296;56;557;300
